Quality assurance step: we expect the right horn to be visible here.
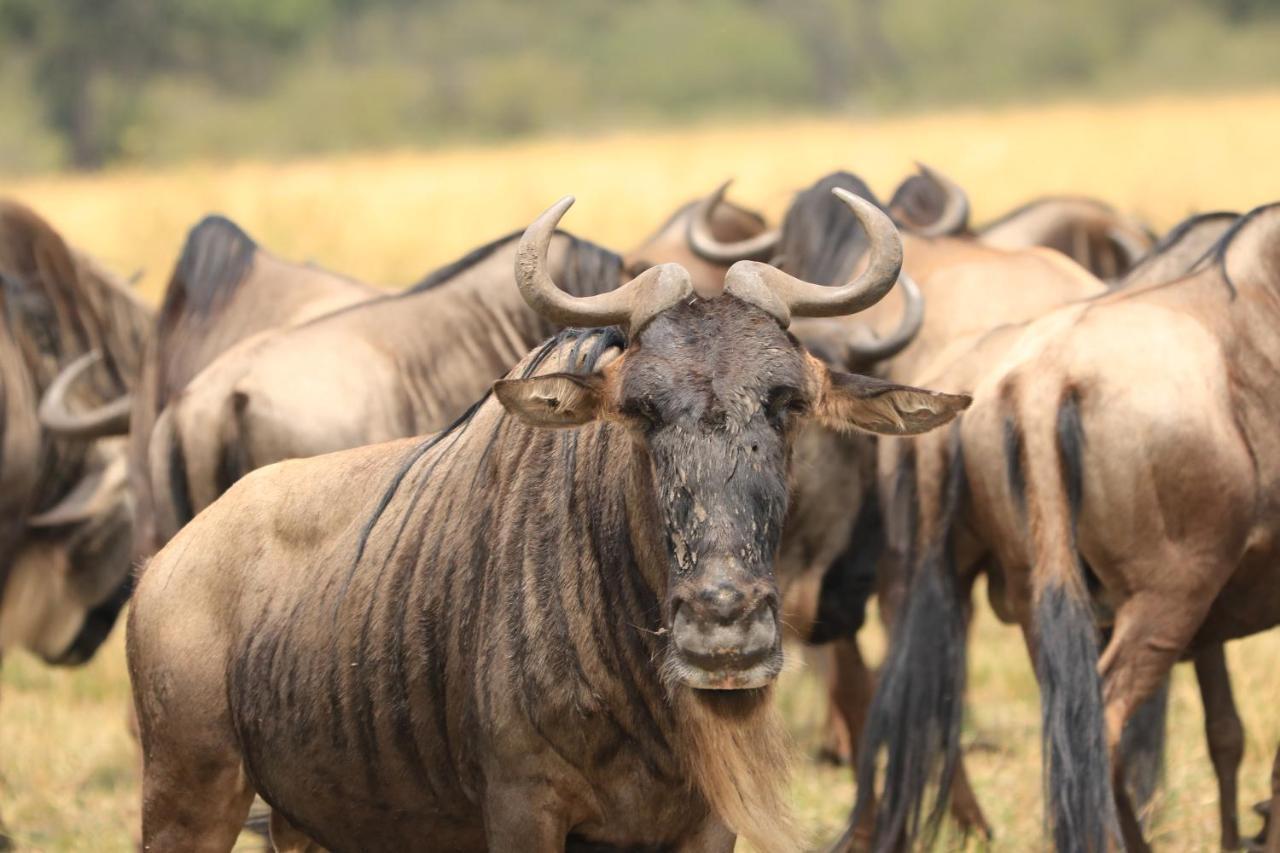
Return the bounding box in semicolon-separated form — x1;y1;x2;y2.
686;180;780;264
516;197;693;333
845;272;924;363
912;163;970;238
38;350;132;439
722;188;904;327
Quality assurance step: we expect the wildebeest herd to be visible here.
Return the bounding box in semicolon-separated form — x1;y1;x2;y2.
1;165;1278;852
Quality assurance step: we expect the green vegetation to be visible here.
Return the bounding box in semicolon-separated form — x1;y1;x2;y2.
0;0;1278;172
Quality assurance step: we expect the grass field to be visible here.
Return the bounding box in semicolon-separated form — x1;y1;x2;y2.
3;90;1280;851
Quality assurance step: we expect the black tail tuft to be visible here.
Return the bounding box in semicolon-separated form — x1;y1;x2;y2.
850;441;967;850
1035;584;1119;853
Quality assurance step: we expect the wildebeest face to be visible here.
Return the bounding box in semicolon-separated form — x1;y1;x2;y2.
496;297;971;691
1;456;133;665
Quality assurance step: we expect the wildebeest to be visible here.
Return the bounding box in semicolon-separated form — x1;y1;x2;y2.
688;164;1155;284
850;203;1280;852
711;169;1116;839
127;191;970;852
143;190;795;543
106;215;382;564
843;209;1244;850
975;195;1153;281
0;200;151;844
0;199;150;661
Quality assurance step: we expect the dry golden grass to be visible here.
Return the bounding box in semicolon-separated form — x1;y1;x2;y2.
3;90;1280;851
10;90;1280;304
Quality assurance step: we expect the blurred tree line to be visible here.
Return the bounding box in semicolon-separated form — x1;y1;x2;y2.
0;0;1276;171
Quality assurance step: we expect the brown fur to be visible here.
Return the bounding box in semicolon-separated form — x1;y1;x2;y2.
676;689;802;852
129;287;967;851
0;200;148;842
127;214;377;560
861;204;1280;851
850;210;1255;849
144;196;766;546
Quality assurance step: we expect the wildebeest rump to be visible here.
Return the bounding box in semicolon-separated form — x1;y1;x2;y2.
838;209;1239;850
853;203;1280;852
121;214;380;563
127;192;969;852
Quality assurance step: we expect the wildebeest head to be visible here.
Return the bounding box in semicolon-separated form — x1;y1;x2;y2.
0;445;132;665
496;193;970;691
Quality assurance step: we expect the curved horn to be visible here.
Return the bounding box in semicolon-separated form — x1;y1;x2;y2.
27;454;128;528
516;197;693;333
686;181;780;264
911;163;970;238
38;351;132;439
845;272;924;363
723;188;904;326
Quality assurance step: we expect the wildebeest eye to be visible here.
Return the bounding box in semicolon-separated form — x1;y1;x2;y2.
621;396;662;430
765;385;808;425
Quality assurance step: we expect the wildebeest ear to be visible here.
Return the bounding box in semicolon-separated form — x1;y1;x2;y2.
818;370;971;435
494;372;605;429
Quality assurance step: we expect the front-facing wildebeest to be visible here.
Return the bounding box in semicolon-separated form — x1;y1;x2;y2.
127;191;970;852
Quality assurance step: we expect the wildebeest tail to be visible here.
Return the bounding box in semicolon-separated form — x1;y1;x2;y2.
145;406;192;546
1019;387;1118;852
847;432;967;851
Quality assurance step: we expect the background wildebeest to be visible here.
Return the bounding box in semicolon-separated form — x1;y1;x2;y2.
0;200;151;846
851;202;1280;852
693;167;1140;840
842;209;1245;851
118;214;381;564
127;191;969;852
124;186;773;558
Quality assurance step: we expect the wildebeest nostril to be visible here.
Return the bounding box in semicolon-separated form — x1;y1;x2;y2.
697;582;748;623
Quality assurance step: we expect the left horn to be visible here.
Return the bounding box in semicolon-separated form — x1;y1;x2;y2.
27;454;128;527
516;197;693;333
686;180;780;263
38;351;132;439
723;188;903;326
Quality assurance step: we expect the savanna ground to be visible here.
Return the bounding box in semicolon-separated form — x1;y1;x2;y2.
3;90;1280;851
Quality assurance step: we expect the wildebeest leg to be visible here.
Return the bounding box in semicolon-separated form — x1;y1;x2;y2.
1100;591;1210;853
132;628;254;850
947;760;992;841
270;809;325;852
1260;743;1280;853
1194;643;1244;850
822;637;871;767
139;755;254;852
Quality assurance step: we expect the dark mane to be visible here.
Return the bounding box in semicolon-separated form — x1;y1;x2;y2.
404;229;621;299
161;215;258;326
1109;211;1239;291
1205;202;1280;294
777;172;883;286
404;229;522;294
348;326;627;586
